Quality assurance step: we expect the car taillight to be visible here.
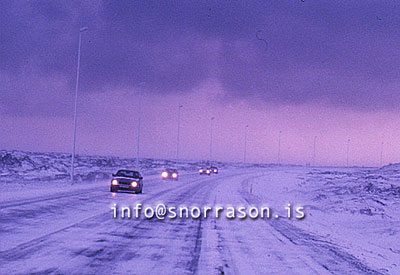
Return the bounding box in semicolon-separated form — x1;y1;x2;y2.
112;179;118;185
162;172;168;178
172;173;177;178
131;181;138;187
199;169;203;173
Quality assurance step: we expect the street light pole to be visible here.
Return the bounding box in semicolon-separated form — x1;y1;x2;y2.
176;104;183;159
346;139;350;167
277;131;282;165
380;141;384;167
312;135;317;166
136;90;142;169
244;125;249;163
71;26;88;184
209;117;215;163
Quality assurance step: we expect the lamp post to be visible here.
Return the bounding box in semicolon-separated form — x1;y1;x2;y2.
244;125;249;163
71;26;88;184
346;139;350;167
136;90;142;169
135;82;146;168
209;117;215;163
277;131;282;165
176;104;183;159
312;135;317;166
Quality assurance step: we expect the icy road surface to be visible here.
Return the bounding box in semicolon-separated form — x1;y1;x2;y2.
1;167;399;274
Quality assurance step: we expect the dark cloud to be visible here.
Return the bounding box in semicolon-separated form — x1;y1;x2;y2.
2;0;400;117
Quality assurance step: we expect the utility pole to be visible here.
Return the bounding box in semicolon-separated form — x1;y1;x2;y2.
209;117;215;163
346;139;350;167
277;131;282;165
71;26;88;184
136;90;142;169
244;125;249;163
312;136;317;166
176;104;183;159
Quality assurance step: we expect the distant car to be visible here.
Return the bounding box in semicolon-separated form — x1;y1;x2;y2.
199;167;211;175
161;168;179;180
210;166;219;174
110;169;143;193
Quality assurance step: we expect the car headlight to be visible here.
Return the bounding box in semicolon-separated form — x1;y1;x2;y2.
162;172;168;178
131;181;138;187
206;170;210;174
112;179;118;185
199;169;203;173
172;173;177;178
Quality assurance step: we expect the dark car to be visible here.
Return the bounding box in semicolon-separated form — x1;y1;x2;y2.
199;167;211;175
110;169;143;193
210;166;219;174
161;168;179;180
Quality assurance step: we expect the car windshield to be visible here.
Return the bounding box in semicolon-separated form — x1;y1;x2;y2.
116;170;140;178
166;169;177;173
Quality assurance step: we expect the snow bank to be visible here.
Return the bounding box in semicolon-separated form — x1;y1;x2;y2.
245;166;400;273
0;150;267;184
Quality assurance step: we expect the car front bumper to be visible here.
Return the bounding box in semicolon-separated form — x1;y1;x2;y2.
162;176;179;180
112;184;141;192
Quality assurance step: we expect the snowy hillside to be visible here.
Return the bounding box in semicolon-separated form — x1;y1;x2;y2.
0;150;265;183
240;167;400;273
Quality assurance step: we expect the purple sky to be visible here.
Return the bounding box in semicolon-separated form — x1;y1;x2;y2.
2;1;400;166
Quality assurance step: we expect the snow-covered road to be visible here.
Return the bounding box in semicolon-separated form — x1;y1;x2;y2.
1;167;398;274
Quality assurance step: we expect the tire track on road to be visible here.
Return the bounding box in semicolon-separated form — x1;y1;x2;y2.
197;172;268;275
82;172;244;274
0;176;201;259
0;172;248;274
0;188;102;209
241;177;384;275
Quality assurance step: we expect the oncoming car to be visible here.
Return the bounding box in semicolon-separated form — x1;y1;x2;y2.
199;167;211;175
210;166;219;174
161;168;179;180
110;169;143;194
